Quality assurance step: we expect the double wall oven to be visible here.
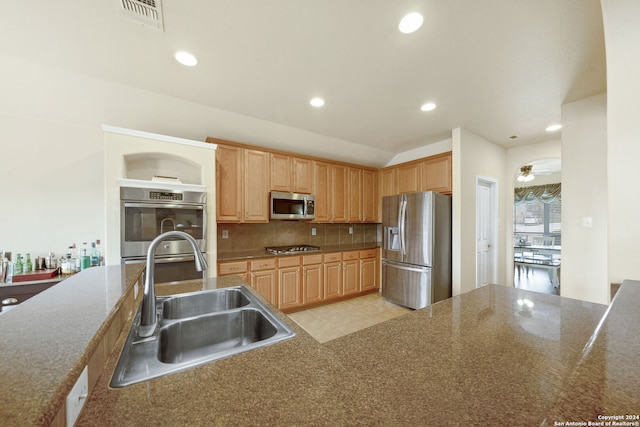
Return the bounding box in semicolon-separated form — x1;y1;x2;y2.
120;186;207;284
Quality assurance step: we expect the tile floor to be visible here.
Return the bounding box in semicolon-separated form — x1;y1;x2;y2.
287;292;412;343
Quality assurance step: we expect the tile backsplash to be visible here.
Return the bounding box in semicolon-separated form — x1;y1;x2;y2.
217;222;381;252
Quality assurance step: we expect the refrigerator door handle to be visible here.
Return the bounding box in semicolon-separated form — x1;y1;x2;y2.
383;260;429;274
399;196;407;256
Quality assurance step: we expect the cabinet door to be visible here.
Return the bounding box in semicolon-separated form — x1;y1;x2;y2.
251;269;277;305
324;262;342;300
279;266;301;310
360;257;378;291
397;162;420;194
420;152;452;194
331;164;348;222
343;259;360;295
348;167;362;222
270;153;292;192
244;149;270;222
380;168;396;197
313;161;331;222
302;264;323;304
293;157;313;194
362;169;377;222
216;145;243;222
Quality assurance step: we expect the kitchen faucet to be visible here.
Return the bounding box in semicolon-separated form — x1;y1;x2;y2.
138;230;208;338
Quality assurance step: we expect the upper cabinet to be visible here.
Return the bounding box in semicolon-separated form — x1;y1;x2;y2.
214;142;270;223
380;152;452;197
209;136;450;224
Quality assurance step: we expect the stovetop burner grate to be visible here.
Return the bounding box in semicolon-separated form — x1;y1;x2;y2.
265;245;321;255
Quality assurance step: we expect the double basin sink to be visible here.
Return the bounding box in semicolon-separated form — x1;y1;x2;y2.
110;286;295;387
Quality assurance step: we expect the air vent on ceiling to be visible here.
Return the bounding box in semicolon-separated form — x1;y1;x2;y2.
118;0;164;31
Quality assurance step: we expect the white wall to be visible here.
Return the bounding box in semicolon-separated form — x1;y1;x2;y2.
452;128;507;296
561;94;608;304
0;54;393;259
506;140;561;286
601;0;640;286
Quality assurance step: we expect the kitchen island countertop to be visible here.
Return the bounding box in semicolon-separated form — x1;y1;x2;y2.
77;277;639;425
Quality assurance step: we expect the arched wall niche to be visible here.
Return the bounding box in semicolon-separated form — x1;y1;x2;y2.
124;152;202;184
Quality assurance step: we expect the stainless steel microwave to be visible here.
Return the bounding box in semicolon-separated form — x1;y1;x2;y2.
270;192;315;220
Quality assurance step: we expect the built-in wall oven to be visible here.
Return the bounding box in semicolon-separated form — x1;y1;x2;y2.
120;186;207;284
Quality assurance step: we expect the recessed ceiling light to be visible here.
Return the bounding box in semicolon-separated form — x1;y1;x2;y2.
420;102;436;112
175;51;198;67
546;124;562;132
399;13;423;34
310;97;325;107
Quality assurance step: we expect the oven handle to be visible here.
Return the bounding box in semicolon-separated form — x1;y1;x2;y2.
123;202;204;210
123;255;201;264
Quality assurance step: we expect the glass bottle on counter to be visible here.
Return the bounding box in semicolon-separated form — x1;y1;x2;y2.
13;253;23;276
90;242;100;267
23;253;33;273
80;243;91;270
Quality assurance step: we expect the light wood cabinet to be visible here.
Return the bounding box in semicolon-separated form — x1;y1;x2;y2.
270;153;291;192
250;258;277;305
244;149;270;222
293;157;314;194
342;251;360;296
313;161;331;222
397;162;420;194
278;256;302;311
216;145;243;222
419;152;452;194
302;254;323;305
324;252;342;300
331;164;348;222
348;167;362;222
216;144;270;223
360;249;379;292
362;169;377;222
380;168;396;197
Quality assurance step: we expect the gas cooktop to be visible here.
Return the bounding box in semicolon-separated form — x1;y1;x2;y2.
265;245;321;255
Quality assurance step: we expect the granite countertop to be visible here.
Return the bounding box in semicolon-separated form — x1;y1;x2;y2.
217;242;380;261
76;278;640;425
0;263;145;426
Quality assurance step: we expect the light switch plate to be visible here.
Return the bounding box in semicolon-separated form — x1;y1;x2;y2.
582;217;593;228
222;230;229;239
66;365;88;426
311;227;316;236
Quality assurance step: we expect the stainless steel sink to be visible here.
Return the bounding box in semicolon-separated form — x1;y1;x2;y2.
162;288;250;319
110;286;295;388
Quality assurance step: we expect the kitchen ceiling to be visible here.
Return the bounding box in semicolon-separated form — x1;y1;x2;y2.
0;0;606;155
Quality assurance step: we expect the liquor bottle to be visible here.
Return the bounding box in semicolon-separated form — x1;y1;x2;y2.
80;243;91;270
24;253;33;273
90;242;100;267
13;253;23;276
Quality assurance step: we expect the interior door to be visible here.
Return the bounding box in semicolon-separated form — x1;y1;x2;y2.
476;178;497;287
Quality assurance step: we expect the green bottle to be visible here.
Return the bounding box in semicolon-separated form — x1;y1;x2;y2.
24;253;33;273
13;253;23;275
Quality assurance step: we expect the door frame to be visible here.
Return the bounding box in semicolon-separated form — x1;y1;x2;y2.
476;176;499;287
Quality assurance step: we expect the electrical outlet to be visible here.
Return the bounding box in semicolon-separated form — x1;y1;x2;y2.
348;226;353;235
66;365;88;426
311;227;316;236
222;230;229;239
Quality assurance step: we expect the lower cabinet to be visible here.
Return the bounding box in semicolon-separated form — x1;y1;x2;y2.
302;254;323;305
218;248;380;312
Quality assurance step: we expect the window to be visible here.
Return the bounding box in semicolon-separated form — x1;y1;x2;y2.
514;198;561;244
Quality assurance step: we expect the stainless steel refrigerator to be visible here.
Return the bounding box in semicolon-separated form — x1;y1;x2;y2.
382;192;452;309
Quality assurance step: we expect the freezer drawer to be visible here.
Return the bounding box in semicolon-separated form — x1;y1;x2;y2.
382;260;432;309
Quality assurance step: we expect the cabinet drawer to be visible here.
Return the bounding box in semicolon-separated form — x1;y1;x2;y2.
359;249;377;259
278;256;301;268
250;258;277;271
218;261;248;275
324;252;342;263
302;254;323;265
342;250;359;261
